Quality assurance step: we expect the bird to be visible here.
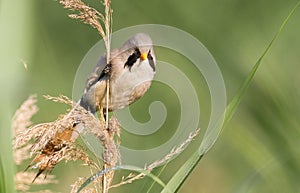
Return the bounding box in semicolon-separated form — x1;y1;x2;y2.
79;33;156;114
27;33;156;182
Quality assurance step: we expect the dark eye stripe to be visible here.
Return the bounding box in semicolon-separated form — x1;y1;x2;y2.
124;48;141;71
147;51;155;72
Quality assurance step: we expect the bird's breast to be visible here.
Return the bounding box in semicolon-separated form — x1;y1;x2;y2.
103;59;155;110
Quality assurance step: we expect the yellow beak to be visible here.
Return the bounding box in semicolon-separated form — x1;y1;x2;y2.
140;53;147;61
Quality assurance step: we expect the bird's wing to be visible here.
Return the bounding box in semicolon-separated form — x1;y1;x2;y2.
83;48;121;93
83;54;108;94
80;49;120;113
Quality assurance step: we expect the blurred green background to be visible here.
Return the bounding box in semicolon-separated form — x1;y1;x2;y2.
1;0;300;192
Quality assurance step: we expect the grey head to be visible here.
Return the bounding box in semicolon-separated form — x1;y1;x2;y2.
119;33;156;72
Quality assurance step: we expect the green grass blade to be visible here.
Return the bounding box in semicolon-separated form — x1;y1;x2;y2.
77;165;170;193
161;152;203;193
0;158;5;193
161;2;300;193
224;0;300;125
0;0;35;192
146;163;168;193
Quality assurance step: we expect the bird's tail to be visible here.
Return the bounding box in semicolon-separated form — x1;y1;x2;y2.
79;96;97;114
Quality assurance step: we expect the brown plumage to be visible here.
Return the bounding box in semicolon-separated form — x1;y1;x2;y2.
26;128;74;182
80;33;156;113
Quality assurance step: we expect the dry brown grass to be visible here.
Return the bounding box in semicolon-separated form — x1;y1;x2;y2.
59;0;112;61
12;0;116;191
13;1;115;192
13;95;120;192
12;95;58;193
109;128;201;189
55;2;113;191
12;94;200;192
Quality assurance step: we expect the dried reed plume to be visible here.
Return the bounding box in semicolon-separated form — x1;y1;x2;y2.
58;1;113;191
109;128;201;189
13;95;120;192
13;95;58;192
59;0;112;61
13;0;116;192
73;128;201;191
12;95;200;192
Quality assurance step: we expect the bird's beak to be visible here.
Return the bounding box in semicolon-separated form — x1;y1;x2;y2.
140;53;147;61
